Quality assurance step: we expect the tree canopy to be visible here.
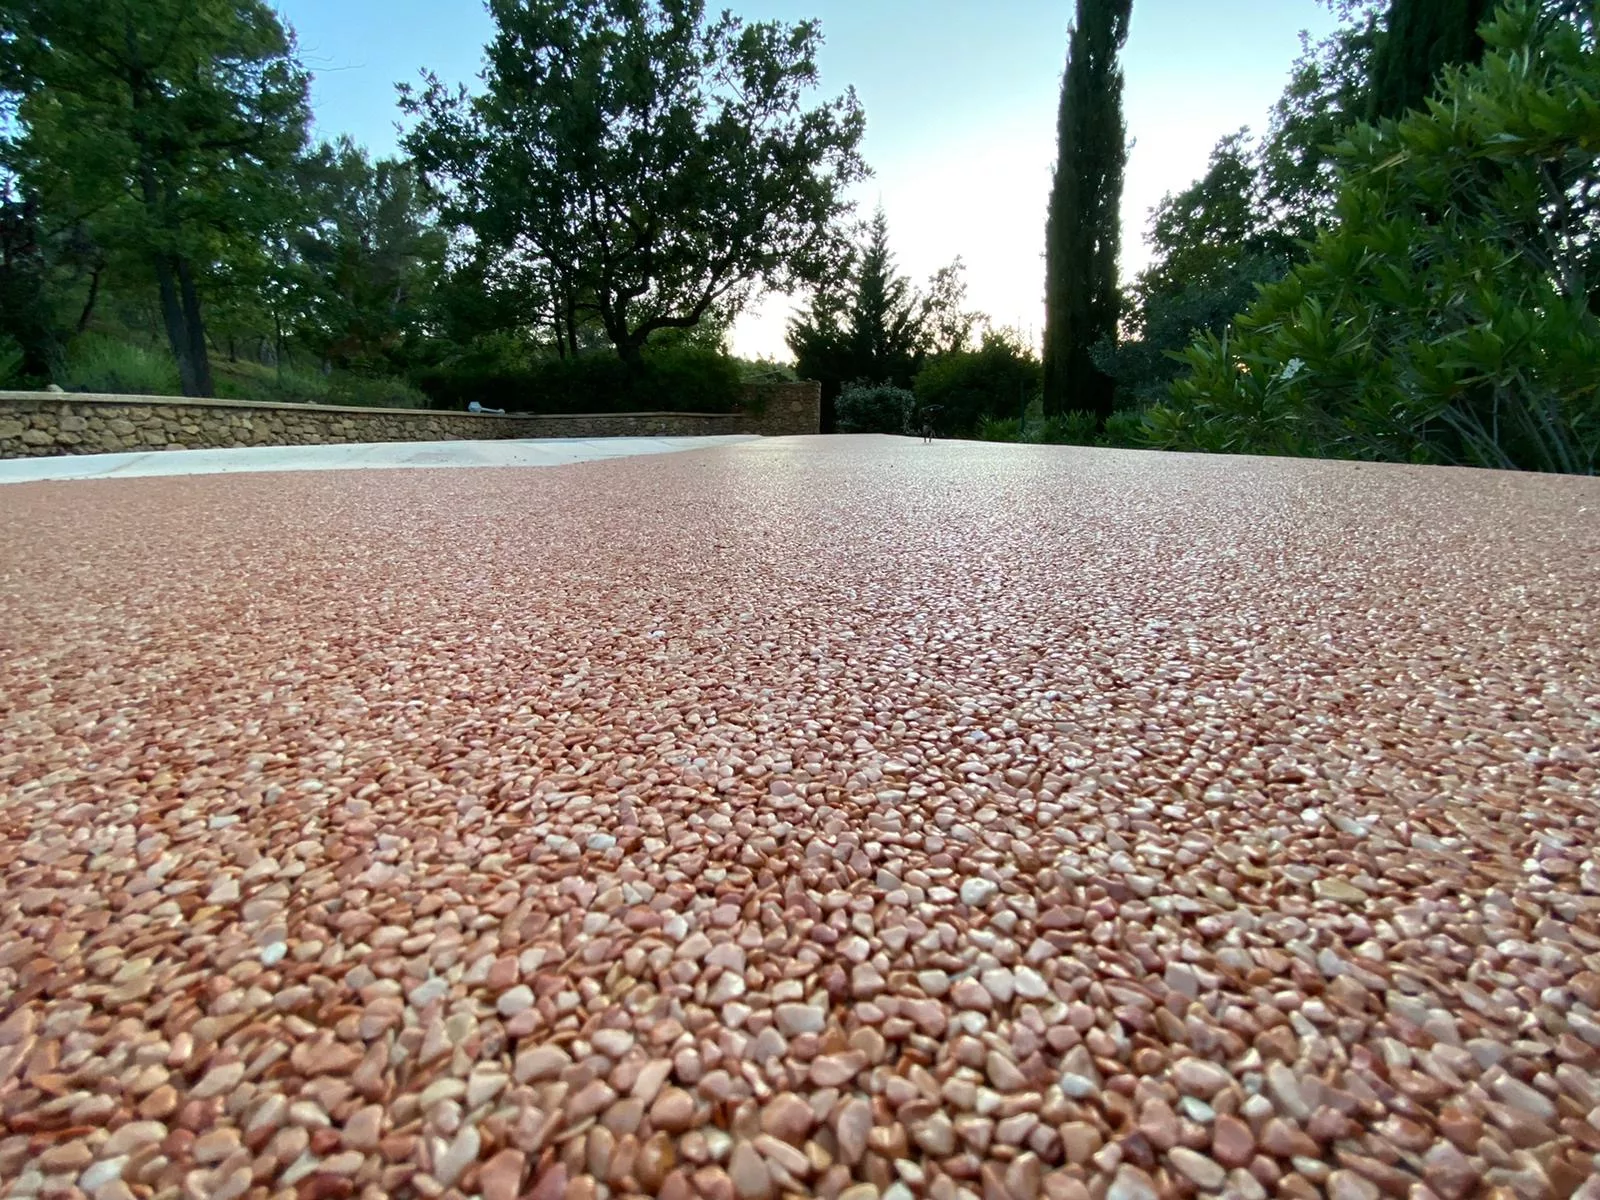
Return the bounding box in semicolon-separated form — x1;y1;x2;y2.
401;0;868;368
286;140;446;370
1096;132;1296;406
2;0;310;395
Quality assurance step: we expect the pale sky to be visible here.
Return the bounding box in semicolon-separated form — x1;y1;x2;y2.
278;0;1340;359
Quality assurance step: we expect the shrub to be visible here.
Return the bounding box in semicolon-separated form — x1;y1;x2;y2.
836;382;915;433
1100;408;1150;448
976;415;1022;442
413;342;743;414
1026;411;1101;445
1154;1;1600;474
62;335;181;395
635;344;744;412
914;333;1042;438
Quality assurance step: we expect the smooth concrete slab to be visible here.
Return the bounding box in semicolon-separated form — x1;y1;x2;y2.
0;435;759;484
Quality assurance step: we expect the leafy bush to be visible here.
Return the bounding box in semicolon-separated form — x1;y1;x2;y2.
61;335;181;395
1026;411;1101;445
636;345;744;413
835;382;915;433
975;405;1151;449
976;415;1022;442
1153;1;1600;474
737;356;798;382
913;333;1041;438
414;342;743;414
1100;408;1150;448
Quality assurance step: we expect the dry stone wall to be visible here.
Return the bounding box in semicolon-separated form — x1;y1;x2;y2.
0;381;820;459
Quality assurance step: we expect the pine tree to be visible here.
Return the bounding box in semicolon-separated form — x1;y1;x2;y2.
845;208;925;387
1042;0;1133;421
788;207;935;425
1368;0;1490;120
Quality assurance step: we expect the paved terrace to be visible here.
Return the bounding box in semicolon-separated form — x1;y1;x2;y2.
0;435;1597;1200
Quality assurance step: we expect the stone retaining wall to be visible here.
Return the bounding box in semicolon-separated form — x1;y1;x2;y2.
0;380;820;459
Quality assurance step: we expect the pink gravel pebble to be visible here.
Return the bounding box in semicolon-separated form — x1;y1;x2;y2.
1;437;1597;1197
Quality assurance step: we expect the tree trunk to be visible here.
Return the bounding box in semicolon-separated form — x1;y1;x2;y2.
76;264;104;334
152;254;205;397
1369;0;1489;121
139;162;208;397
616;335;645;370
175;256;214;396
551;303;567;359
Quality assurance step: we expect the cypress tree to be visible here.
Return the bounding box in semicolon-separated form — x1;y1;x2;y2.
1043;0;1133;421
1368;0;1491;120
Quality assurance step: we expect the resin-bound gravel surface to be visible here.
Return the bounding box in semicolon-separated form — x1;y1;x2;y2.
2;436;1598;1200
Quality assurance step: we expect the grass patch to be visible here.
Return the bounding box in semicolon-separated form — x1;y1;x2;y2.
61;334;181;395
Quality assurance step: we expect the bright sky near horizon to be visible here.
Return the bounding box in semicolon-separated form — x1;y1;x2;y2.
276;0;1340;360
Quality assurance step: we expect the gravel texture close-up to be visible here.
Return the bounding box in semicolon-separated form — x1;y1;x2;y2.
1;435;1598;1200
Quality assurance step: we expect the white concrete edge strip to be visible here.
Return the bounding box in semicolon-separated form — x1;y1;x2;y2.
0;435;760;484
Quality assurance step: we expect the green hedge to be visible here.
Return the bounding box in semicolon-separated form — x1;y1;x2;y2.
913;337;1041;438
413;344;744;414
836;383;915;433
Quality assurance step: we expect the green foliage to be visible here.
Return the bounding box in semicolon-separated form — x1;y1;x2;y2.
921;260;985;359
835;382;915;434
1137;132;1292;303
1043;0;1133;421
324;374;433;409
912;332;1042;439
61;336;429;407
0;191;70;382
1261;5;1383;243
401;0;868;365
213;358;332;403
788;209;983;423
61;334;181;395
1155;0;1600;475
0;335;25;388
976;416;1023;442
736;357;798;382
1100;408;1151;448
973;405;1148;448
1100;132;1296;406
636;345;744;413
286;139;445;371
1026;411;1102;445
3;0;311;396
835;209;925;386
415;343;743;415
